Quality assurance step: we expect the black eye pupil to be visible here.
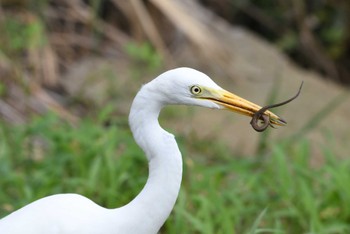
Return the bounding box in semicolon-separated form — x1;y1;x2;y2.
191;86;201;94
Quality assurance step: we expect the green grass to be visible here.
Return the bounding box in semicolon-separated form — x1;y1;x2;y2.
1;113;350;233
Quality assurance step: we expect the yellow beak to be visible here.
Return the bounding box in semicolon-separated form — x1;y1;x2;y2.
201;88;286;127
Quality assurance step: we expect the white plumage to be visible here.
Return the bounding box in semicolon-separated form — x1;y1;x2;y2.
0;68;284;234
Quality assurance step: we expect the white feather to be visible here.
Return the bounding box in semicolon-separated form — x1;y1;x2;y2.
0;67;225;234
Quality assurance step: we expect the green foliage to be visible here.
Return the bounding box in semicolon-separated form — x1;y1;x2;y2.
0;80;5;97
0;113;146;212
125;42;163;74
245;0;349;60
1;113;350;233
0;16;46;56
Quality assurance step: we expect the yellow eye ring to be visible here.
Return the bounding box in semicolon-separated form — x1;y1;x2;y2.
190;85;202;95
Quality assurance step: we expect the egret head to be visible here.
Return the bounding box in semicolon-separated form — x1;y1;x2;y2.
146;67;285;127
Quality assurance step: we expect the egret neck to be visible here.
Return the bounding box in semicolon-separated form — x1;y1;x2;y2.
123;83;183;233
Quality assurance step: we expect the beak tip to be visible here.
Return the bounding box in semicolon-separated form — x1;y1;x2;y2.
276;117;287;126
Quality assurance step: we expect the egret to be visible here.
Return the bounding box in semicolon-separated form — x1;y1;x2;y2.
0;67;285;234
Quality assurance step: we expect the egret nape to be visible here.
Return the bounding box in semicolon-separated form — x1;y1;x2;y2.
0;67;286;234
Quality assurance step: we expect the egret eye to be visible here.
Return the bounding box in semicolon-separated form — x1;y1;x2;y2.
190;85;202;95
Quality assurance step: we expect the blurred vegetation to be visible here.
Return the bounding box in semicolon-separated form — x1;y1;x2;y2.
1;112;350;233
1;0;349;123
1;0;350;85
201;0;350;84
0;0;349;122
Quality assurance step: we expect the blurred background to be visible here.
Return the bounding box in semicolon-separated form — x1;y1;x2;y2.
1;0;350;233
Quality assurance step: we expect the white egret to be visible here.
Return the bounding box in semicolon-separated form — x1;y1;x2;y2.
0;67;285;234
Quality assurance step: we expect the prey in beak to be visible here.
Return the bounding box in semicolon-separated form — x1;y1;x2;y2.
192;82;303;132
248;82;303;131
